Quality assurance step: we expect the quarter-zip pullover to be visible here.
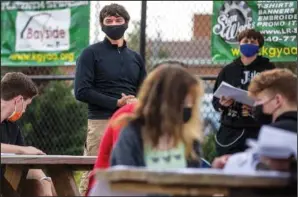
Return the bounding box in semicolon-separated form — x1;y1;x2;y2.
74;37;146;119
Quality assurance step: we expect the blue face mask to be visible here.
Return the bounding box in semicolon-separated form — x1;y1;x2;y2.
240;44;259;57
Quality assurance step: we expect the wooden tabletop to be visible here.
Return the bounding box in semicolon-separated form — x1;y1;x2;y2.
1;155;97;165
95;166;292;188
2;155;98;196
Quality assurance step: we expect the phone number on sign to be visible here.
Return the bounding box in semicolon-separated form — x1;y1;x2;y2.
9;52;75;63
265;35;296;42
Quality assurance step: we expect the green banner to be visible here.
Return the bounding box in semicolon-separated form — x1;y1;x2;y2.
211;1;297;63
1;1;90;66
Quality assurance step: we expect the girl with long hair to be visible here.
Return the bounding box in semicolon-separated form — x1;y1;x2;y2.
111;64;206;168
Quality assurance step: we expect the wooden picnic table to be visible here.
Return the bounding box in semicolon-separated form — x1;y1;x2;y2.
1;155;97;196
94;166;296;197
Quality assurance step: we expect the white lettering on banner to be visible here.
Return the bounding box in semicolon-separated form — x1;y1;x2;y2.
213;15;254;43
1;2;45;11
1;1;88;11
259;2;294;9
45;1;89;9
259;8;295;15
257;21;286;27
15;9;71;52
213;1;254;44
258;14;297;22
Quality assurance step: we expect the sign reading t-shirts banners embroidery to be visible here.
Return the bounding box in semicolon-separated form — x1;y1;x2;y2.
211;1;297;63
1;1;90;66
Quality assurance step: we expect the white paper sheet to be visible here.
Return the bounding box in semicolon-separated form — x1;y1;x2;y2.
214;81;255;106
224;151;291;177
247;125;297;159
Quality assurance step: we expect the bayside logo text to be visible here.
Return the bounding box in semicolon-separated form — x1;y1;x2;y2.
15;9;71;52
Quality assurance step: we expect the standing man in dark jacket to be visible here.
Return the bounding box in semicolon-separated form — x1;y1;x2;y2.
212;29;275;156
74;3;146;195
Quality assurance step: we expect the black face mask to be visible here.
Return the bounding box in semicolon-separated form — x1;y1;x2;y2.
102;23;128;40
183;107;192;123
253;104;273;125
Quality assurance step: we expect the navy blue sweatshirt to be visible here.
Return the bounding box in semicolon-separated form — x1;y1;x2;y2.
212;56;275;129
74;38;147;119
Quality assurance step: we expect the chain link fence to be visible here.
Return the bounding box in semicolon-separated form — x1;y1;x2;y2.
1;1;296;155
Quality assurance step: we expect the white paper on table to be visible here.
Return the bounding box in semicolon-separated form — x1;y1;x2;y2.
88;179;147;196
223;150;259;174
214;81;255;106
247;125;297;159
224;150;291;178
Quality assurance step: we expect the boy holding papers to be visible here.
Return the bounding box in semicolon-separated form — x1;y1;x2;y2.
212;29;275;156
213;68;297;173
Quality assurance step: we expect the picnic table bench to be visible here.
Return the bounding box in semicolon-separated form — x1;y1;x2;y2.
1;155;96;196
94;166;296;197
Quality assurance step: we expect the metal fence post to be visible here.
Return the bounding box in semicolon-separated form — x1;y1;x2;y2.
140;0;147;62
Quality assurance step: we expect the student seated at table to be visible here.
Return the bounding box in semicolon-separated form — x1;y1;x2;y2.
213;68;297;174
110;64;209;170
1;72;55;196
86;61;212;196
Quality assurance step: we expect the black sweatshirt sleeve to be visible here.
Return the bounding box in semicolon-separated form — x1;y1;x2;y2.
74;48;118;110
212;68;228;112
136;53;147;93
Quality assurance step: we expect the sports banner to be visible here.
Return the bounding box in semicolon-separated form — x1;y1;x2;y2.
211;1;297;62
1;1;90;66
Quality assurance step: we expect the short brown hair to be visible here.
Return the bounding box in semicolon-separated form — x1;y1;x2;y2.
237;29;265;48
248;69;297;104
99;3;130;25
1;72;38;101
